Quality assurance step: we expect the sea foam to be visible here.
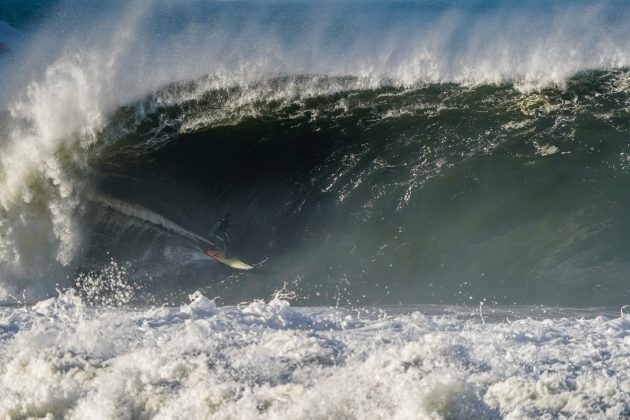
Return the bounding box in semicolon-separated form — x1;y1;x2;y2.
0;290;629;419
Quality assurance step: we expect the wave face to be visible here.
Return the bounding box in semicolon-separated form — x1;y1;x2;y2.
32;72;630;307
2;0;630;307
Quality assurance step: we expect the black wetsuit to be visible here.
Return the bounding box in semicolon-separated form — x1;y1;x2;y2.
209;215;233;256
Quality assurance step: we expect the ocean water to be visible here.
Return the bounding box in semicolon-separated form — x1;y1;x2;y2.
2;0;630;418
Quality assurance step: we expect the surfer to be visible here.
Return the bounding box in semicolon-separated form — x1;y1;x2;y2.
201;212;252;270
209;212;235;256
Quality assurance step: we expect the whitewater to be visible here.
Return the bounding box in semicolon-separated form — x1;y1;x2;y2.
1;288;629;419
2;0;630;418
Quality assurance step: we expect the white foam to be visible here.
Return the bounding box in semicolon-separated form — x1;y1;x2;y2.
0;291;628;419
534;143;560;157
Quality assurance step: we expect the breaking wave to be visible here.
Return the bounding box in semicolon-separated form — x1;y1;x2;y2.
2;0;630;307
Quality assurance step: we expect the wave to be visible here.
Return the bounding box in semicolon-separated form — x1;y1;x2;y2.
74;70;630;306
4;69;630;304
3;3;630;416
2;1;630;305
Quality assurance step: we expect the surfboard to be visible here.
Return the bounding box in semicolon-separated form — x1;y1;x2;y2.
200;242;253;270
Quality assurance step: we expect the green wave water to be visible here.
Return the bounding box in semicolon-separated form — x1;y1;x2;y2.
81;71;630;306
